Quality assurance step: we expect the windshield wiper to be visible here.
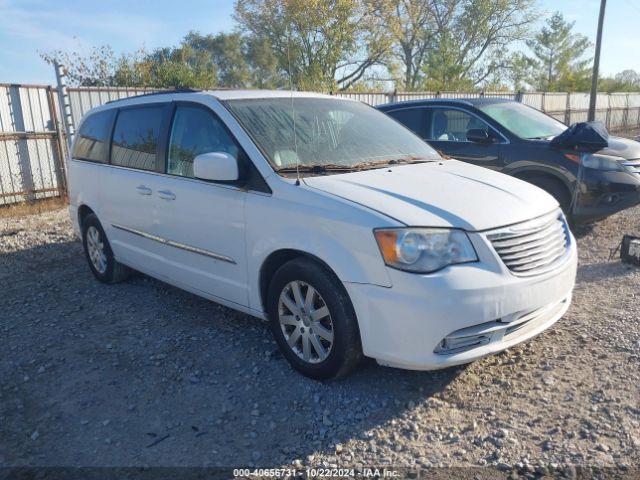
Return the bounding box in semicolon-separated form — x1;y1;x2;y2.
274;157;434;174
275;163;355;174
351;156;433;170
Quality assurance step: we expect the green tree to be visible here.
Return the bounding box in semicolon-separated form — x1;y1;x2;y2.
119;44;217;88
41;44;217;88
599;69;640;92
422;0;535;91
525;12;592;91
506;52;536;91
234;0;388;91
368;0;433;90
41;46;121;86
245;36;287;88
182;32;251;87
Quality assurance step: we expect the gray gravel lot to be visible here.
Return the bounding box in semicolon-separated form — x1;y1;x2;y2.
1;203;639;475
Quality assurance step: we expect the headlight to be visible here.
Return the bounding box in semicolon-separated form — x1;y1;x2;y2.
374;228;478;273
582;154;625;171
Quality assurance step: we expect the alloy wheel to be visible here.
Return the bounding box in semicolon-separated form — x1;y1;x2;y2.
278;280;334;364
86;225;107;274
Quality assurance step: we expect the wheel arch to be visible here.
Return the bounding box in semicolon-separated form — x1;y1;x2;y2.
509;166;573;194
77;204;96;229
259;249;344;313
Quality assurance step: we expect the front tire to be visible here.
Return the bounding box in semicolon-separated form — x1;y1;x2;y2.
81;213;130;284
267;258;362;380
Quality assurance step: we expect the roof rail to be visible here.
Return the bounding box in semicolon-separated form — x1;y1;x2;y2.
105;88;201;104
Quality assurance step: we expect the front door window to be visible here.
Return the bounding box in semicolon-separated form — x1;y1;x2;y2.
427;109;491;142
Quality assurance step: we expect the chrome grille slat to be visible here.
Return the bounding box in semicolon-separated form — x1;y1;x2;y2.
499;233;566;260
493;220;558;242
490;222;564;248
504;245;566;268
496;230;565;256
486;211;570;276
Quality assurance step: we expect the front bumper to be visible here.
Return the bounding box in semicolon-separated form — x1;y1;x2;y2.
345;232;577;370
573;169;640;222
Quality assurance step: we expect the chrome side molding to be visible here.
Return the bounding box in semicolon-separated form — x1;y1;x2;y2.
111;224;236;264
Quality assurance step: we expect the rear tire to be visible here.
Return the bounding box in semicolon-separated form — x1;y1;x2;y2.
81;213;130;284
267;258;362;380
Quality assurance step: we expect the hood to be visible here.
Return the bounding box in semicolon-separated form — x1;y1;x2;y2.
303;160;559;231
598;136;640;159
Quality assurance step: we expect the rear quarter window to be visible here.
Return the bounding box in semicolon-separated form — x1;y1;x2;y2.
72;109;115;163
111;106;164;171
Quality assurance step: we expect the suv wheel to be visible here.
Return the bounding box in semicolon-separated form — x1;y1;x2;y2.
524;175;572;218
267;258;362;380
81;213;130;284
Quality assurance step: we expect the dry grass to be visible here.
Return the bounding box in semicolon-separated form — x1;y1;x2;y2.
0;196;68;219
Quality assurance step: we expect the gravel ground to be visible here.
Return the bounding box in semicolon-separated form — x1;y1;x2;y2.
1;202;639;476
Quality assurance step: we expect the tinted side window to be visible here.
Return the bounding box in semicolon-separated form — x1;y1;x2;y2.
111;106;164;171
72;110;114;163
426;108;490;142
168;105;240;178
387;108;427;137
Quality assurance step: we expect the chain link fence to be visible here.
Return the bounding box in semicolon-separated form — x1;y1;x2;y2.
1;82;640;207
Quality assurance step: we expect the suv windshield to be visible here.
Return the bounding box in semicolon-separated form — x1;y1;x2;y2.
478;101;567;140
225;97;441;173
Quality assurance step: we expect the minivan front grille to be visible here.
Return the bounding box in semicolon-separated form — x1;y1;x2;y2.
486;210;570;276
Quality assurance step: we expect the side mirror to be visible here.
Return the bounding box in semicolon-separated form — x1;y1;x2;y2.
466;129;493;144
193;152;239;181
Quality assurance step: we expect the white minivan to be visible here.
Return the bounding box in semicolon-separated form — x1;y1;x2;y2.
68;90;577;379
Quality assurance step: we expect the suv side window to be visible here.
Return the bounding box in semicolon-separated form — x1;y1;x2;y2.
426;108;491;142
111;105;164;171
387;108;427;138
72;109;115;163
167;105;240;178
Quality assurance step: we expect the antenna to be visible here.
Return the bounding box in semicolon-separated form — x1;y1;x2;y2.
286;24;301;186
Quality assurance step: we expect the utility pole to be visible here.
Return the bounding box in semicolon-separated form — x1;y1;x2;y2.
588;0;606;121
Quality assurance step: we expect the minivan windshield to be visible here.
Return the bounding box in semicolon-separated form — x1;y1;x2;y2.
478;101;567;140
225;97;441;173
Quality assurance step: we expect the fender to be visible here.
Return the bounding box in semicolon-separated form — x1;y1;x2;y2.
243;184;397;312
504;162;574;193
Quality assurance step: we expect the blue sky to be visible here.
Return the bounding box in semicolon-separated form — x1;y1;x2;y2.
0;0;638;86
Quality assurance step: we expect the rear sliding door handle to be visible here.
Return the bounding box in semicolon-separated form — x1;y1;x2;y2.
158;190;176;201
136;185;152;195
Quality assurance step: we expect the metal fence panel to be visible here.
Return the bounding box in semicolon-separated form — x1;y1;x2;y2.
333;91;391;105
0;84;65;206
67;87;163;128
521;92;543;110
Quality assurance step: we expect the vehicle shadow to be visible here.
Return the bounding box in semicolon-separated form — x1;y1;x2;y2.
1;239;465;468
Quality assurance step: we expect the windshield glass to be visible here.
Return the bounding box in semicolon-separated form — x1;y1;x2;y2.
225;97;441;171
478;102;567;139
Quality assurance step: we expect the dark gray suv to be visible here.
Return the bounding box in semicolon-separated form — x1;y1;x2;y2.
378;98;640;224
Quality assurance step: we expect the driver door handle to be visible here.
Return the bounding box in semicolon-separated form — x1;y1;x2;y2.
136;185;152;195
158;190;176;201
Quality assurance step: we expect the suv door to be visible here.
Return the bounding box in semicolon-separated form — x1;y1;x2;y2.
423;107;506;170
151;102;249;306
102;103;171;273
